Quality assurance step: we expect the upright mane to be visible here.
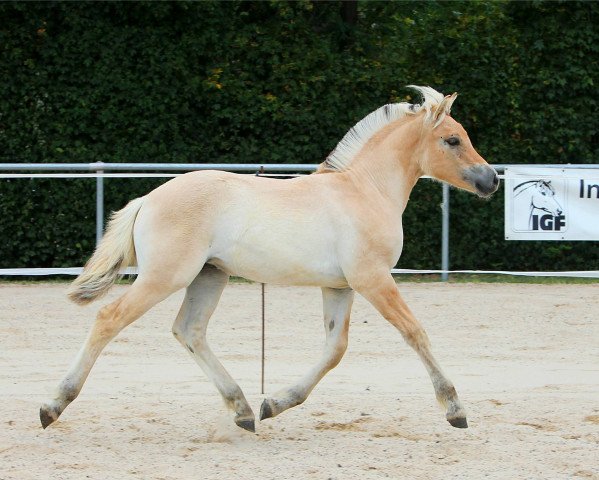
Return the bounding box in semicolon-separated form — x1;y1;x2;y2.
321;86;448;172
513;180;553;197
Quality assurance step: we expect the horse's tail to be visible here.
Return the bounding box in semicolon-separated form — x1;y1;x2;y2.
67;196;145;305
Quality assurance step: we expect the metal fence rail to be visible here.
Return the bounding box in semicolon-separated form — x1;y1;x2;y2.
1;162;598;279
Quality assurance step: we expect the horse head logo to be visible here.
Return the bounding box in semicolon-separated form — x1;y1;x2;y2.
513;180;564;230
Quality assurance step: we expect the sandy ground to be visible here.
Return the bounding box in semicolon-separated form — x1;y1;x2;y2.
0;281;598;480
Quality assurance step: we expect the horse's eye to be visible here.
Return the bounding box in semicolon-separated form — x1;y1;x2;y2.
445;137;460;147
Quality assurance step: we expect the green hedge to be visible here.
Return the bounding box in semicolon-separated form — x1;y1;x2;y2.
0;1;597;271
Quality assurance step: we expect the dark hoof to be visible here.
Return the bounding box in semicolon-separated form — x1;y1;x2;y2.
448;416;468;429
40;407;56;429
259;400;273;421
235;418;255;433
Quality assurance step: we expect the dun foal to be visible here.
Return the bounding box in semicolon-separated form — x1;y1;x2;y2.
40;86;498;432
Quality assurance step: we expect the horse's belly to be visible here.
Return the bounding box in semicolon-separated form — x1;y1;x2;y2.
209;251;348;288
207;225;348;288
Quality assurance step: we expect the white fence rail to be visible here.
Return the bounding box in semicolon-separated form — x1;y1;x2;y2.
1;162;598;279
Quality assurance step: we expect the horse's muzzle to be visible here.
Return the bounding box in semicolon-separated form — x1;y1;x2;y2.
464;165;499;198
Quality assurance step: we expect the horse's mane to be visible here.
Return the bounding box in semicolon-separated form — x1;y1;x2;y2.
321;86;446;173
513;180;553;197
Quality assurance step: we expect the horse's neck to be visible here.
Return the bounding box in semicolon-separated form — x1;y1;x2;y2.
347;121;423;214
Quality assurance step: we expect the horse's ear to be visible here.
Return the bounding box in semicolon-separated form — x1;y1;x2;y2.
445;92;458;114
431;93;458;128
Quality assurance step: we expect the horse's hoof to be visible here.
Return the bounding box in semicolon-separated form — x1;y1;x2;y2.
447;416;468;429
39;407;57;429
259;400;273;421
235;417;255;433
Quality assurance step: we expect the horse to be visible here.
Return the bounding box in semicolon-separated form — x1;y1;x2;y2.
40;86;499;433
513;180;562;230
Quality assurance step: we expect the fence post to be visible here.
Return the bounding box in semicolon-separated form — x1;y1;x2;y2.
261;283;265;395
95;163;104;244
441;183;450;281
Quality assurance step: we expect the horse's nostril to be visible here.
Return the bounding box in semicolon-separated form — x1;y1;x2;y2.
469;167;499;196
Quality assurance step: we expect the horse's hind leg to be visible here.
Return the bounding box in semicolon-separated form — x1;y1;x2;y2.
260;287;354;421
353;272;467;428
40;278;174;428
171;265;255;433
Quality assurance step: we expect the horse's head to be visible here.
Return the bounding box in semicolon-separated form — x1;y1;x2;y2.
412;87;499;198
531;181;562;215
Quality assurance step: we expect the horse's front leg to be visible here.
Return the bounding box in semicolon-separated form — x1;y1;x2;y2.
352;272;468;428
260;287;354;421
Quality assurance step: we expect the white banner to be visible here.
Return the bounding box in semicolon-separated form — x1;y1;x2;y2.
504;167;599;241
